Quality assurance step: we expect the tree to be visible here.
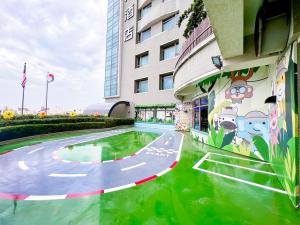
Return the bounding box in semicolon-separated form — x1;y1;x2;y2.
178;0;207;38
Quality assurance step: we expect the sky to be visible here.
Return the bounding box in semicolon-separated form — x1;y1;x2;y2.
0;0;107;112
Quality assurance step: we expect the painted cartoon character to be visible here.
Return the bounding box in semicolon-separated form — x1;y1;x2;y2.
275;68;286;117
269;105;280;145
225;68;254;104
236;111;269;152
218;107;238;134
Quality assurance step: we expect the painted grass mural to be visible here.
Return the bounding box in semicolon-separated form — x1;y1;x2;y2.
192;42;299;207
270;43;299;207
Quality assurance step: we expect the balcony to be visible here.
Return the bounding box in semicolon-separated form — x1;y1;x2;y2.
138;0;152;9
173;19;219;100
175;18;213;70
137;0;178;33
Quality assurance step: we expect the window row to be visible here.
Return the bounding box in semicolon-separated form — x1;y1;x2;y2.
135;40;179;68
137;14;179;43
134;73;174;93
136;109;175;123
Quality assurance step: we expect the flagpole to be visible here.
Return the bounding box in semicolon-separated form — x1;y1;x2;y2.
21;86;25;115
45;72;49;114
21;62;26;116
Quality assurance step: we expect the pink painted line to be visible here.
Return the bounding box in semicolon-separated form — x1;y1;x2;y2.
135;175;158;185
0;192;27;200
0;150;12;156
66;190;104;199
169;161;178;168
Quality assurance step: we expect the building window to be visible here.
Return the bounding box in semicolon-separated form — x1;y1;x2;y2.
138;28;151;43
160;40;179;61
104;0;120;97
135;78;148;93
193;96;208;132
138;3;152;19
135;51;149;68
159;73;173;90
136;108;175;123
162;14;178;32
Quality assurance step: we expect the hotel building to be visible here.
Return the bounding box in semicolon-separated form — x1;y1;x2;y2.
104;0;192;122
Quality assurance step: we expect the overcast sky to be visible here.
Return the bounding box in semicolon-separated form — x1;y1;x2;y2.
0;0;107;112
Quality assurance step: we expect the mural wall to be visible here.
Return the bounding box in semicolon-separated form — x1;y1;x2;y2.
191;42;299;207
270;43;299;208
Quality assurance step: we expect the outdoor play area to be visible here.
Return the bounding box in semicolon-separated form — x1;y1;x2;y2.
0;124;299;225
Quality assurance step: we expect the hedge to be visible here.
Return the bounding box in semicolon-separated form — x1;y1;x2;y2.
0;118;134;141
5;114;96;120
0;117;105;127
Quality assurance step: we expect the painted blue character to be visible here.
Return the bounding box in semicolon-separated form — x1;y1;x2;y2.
236;111;269;152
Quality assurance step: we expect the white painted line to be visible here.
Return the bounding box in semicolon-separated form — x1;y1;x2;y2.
62;160;71;163
121;162;146;171
176;134;184;162
206;159;276;176
156;167;172;177
18;161;29;170
27;147;44;155
164;141;169;145
193;153;210;169
49;173;87;177
210;152;271;164
103;160;114;163
15;147;27;151
80;162;92;164
104;183;136;193
25;195;67;200
135;133;166;155
194;167;288;195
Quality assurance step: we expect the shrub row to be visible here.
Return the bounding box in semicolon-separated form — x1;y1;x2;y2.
0;117;105;127
3;114;92;120
0;118;134;141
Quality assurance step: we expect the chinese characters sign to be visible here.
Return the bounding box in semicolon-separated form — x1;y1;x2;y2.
124;3;134;42
124;26;134;41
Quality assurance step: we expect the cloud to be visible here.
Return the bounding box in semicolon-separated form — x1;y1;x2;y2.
0;0;107;112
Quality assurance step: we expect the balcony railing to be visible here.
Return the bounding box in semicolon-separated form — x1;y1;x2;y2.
175;18;213;69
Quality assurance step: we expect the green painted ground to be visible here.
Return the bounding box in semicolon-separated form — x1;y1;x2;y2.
0;133;299;225
0;130;108;154
57;131;159;162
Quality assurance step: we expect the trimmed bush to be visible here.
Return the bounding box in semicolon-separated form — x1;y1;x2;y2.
4;114;96;120
0;117;105;127
0;118;134;141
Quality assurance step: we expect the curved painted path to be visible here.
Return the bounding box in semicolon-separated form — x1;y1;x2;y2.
0;128;183;200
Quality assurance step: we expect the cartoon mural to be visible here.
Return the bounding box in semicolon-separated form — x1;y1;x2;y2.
191;42;299;207
192;66;271;160
225;68;254;104
218;107;237;134
268;43;299;207
269;105;280;145
236;111;269;153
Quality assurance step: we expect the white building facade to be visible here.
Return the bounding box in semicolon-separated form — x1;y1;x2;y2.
104;0;192;123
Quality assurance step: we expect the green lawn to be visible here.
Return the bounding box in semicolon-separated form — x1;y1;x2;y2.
56;131;159;162
0;133;299;225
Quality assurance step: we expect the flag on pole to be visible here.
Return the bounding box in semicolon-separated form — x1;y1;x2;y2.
47;73;55;83
21;63;27;88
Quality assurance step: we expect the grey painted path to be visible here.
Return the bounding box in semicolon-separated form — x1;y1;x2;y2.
0;127;183;200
